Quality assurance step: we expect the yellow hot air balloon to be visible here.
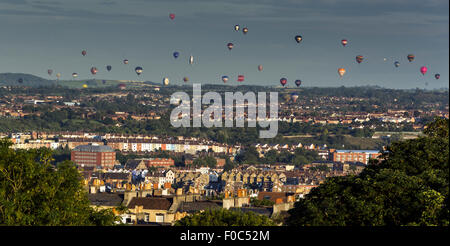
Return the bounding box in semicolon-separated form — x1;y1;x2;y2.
338;68;346;78
82;84;88;88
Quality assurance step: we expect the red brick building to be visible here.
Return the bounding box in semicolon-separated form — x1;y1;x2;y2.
330;149;381;165
138;158;175;168
71;144;116;169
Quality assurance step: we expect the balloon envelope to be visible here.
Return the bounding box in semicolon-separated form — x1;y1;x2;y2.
72;73;78;78
169;13;175;20
420;66;427;75
356;55;364;63
106;65;112;71
234;25;240;31
338;68;346;78
435;74;440;80
407;54;415;62
258;65;263;71
163;77;170;85
173;52;179;58
189;56;194;65
280;78;287;86
222;76;229;83
242;27;248;34
341;39;348;47
47;69;53;76
227;43;234;50
90;67;97;75
123;59;129;64
183;77;189;82
295;80;302;87
135;66;143;75
237;75;244;82
81;50;87;56
295;35;302;43
394;61;400;67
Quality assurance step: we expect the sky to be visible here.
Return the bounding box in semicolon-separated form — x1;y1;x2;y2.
0;0;448;89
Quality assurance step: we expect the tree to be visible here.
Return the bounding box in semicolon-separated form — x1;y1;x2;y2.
0;140;119;225
174;209;276;226
286;118;449;226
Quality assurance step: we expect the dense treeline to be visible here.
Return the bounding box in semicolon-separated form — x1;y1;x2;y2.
0;140;119;225
286;118;449;226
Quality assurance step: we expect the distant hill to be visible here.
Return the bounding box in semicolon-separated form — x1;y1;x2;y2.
0;73;55;87
0;73;161;88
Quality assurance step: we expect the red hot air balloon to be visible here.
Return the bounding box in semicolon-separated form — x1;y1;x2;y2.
90;67;98;75
420;66;427;76
258;65;263;71
237;75;244;82
341;39;348;47
169;13;175;20
81;50;87;56
280;78;287;86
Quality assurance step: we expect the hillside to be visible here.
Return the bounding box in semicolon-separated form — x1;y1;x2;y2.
0;73;160;88
0;73;55;87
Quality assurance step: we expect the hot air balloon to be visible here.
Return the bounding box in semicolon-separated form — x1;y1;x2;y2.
163;77;170;85
173;52;180;59
407;54;415;62
82;84;88;88
47;69;53;76
72;73;78;78
338;68;346;78
169;13;175;20
383;58;387;62
420;66;427;76
56;73;61;79
135;66;143;76
435;74;440;80
295;35;302;43
295;79;302;87
189;56;194;65
222;76;229;83
123;59;129;64
291;93;299;102
242;27;248;34
106;65;112;71
227;43;234;50
280;78;287;86
237;75;244;82
90;67;98;75
183;77;189;82
341;39;348;47
18;78;23;84
81;50;87;56
394;61;400;68
258;65;263;71
234;25;240;31
356;55;364;64
118;83;126;90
